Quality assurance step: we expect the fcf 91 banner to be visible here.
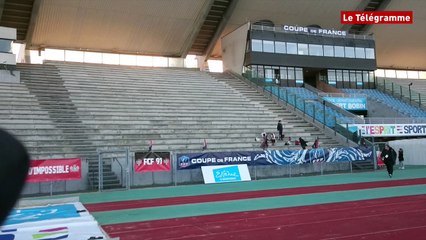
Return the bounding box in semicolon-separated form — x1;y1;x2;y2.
27;158;81;182
134;152;171;172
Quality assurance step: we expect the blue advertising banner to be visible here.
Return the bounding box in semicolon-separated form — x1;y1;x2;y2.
177;147;372;169
213;166;241;182
177;151;266;170
323;97;367;111
263;147;373;165
4;204;79;225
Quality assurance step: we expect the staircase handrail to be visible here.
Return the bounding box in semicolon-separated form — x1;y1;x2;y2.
375;77;426;111
304;84;363;122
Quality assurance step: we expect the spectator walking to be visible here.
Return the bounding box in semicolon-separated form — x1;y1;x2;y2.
277;120;284;140
398;148;405;169
381;144;397;178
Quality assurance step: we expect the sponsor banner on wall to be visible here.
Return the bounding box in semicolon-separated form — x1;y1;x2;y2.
0;223;106;240
4;204;82;226
323;97;367;111
27;158;81;182
201;164;251;184
134;151;171;172
2;203;106;240
264;147;373;165
177;147;372;169
176;151;266;170
347;124;426;137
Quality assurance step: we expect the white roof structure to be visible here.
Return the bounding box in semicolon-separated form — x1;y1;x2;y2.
1;0;425;69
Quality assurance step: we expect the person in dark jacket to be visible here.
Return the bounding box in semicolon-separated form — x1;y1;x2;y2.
398;148;405;170
299;137;307;150
0;129;30;224
277;120;284;141
312;137;320;149
381;144;397;178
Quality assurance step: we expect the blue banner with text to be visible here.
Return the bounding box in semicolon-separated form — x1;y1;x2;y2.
323;97;367;111
176;147;372;169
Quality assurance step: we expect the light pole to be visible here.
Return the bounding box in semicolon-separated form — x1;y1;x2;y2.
408;82;413;103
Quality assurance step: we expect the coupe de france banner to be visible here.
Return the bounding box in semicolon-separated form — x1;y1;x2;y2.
134;151;171;172
27;158;82;182
177;151;264;170
176;147;372;169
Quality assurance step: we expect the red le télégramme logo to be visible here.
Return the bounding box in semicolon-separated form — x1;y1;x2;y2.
341;11;413;24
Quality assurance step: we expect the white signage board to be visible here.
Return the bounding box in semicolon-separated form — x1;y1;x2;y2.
346;123;426;137
201;164;251;184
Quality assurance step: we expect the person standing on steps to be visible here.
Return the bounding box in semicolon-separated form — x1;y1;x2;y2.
277;120;284;141
381;144;397;178
398;148;405;169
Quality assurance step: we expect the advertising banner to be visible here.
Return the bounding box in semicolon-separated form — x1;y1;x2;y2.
176;151;266;170
263;147;373;165
347;123;426;137
27;158;81;182
2;202;106;240
177;147;372;169
201;164;251;184
134;151;171;172
323;97;367;110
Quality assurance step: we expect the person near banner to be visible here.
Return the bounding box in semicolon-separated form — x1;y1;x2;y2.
260;132;268;150
312;137;320;149
277;120;284;140
360;137;367;148
381;144;397;178
285;137;292;145
202;139;208;150
270;133;276;146
0;129;30;224
398;148;405;170
299;137;307;150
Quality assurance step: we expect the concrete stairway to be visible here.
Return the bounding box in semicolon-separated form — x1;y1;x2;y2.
209;72;341;147
1;62;341;189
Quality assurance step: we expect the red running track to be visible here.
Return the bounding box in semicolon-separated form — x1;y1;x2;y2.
85;178;426;212
102;194;426;240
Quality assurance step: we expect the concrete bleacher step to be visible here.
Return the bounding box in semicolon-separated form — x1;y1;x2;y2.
1;62;343;190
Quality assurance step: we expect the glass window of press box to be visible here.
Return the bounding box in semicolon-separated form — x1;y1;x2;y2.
0;39;13;53
250;39;375;59
326;69;375;88
247;65;304;87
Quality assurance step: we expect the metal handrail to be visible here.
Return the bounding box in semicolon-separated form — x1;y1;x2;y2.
113;157;124;186
302;84;362;121
375;77;426;110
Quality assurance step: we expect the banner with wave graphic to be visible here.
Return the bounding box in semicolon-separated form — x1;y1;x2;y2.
261;147;373;165
177;147;373;169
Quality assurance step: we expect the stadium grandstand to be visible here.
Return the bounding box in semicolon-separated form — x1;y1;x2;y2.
0;0;425;239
